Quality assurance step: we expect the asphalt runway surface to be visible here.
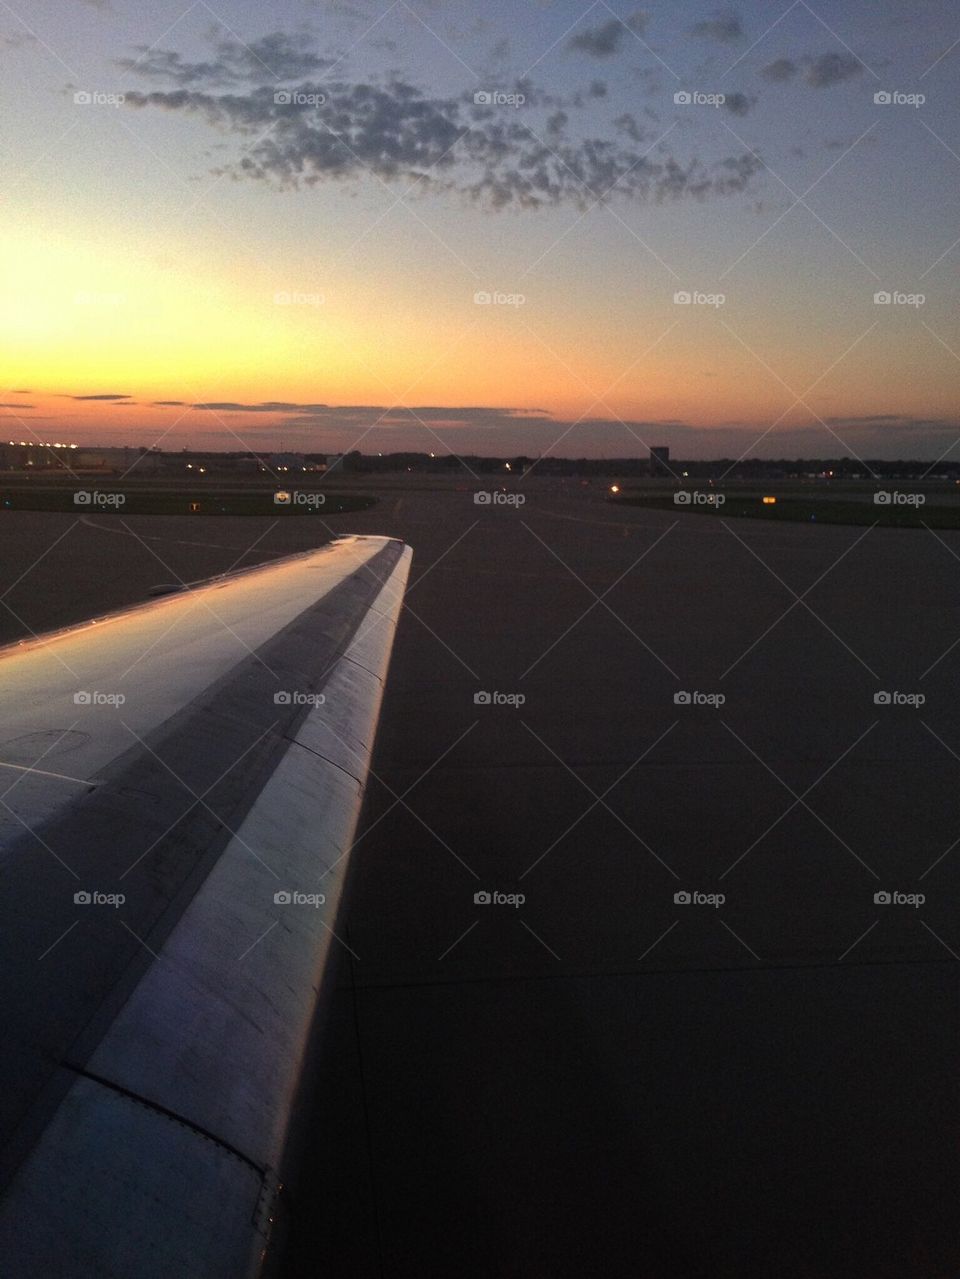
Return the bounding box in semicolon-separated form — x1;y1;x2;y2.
1;481;957;1277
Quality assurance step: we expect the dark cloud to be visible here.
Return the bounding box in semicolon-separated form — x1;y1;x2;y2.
123;77;763;210
568;13;648;58
153;400;186;406
761;58;797;82
190;403;553;424
116;32;333;86
2;31;37;49
690;11;743;43
613;112;646;143
803;52;863;87
71;394;131;401
721;92;755;116
0;402;34;409
761;53;864;88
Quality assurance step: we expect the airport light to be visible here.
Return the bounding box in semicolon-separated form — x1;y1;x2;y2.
762;496;777;505
610;484;620;494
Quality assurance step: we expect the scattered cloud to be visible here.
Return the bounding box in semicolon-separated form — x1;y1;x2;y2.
123;77;762;209
568;13;648;58
189;402;552;425
690;10;743;43
2;31;37;49
761;58;797;83
760;52;864;88
721;92;755;116
803;52;864;88
116;32;333;87
71;394;131;401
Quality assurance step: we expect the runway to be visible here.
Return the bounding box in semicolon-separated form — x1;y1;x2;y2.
1;479;957;1277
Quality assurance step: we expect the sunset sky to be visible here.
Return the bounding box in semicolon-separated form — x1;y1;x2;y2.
2;0;958;458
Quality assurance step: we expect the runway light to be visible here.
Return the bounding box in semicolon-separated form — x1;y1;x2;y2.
762;496;777;505
610;484;620;494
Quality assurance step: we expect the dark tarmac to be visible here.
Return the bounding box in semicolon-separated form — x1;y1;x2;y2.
1;479;957;1277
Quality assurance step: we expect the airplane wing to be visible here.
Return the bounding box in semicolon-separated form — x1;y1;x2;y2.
0;534;411;1278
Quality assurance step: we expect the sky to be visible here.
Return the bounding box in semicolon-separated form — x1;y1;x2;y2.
1;0;959;459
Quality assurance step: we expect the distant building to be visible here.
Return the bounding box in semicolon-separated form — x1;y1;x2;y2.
650;446;670;475
270;453;305;473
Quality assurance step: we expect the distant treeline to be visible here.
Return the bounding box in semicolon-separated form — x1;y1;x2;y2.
329;452;960;479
